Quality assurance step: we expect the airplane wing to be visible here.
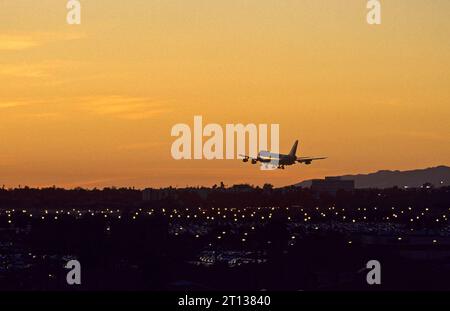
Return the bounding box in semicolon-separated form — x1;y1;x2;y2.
239;154;262;163
238;154;257;160
239;154;258;159
296;157;327;164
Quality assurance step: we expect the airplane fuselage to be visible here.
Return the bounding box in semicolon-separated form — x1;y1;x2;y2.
257;151;296;166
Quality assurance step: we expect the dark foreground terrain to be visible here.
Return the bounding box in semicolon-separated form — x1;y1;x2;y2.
1;185;449;291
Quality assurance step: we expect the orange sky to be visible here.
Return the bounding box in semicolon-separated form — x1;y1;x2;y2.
0;1;449;188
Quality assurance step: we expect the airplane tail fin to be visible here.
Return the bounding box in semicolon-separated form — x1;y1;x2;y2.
289;140;299;157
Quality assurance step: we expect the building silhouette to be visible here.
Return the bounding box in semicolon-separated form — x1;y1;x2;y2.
311;177;355;194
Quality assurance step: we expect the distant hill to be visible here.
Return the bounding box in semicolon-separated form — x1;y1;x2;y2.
295;166;450;189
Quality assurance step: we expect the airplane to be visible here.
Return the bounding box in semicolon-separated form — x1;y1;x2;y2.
240;140;326;169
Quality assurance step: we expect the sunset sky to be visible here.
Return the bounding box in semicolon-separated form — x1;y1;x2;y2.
0;0;449;188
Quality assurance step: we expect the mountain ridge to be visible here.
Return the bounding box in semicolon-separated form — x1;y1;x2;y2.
295;165;450;189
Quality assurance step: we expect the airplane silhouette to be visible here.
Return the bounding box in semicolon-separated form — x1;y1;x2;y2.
240;140;326;169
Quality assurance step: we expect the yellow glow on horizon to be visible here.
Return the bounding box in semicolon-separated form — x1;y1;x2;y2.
0;1;449;188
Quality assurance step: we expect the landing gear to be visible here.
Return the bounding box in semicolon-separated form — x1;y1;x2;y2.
277;165;285;170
